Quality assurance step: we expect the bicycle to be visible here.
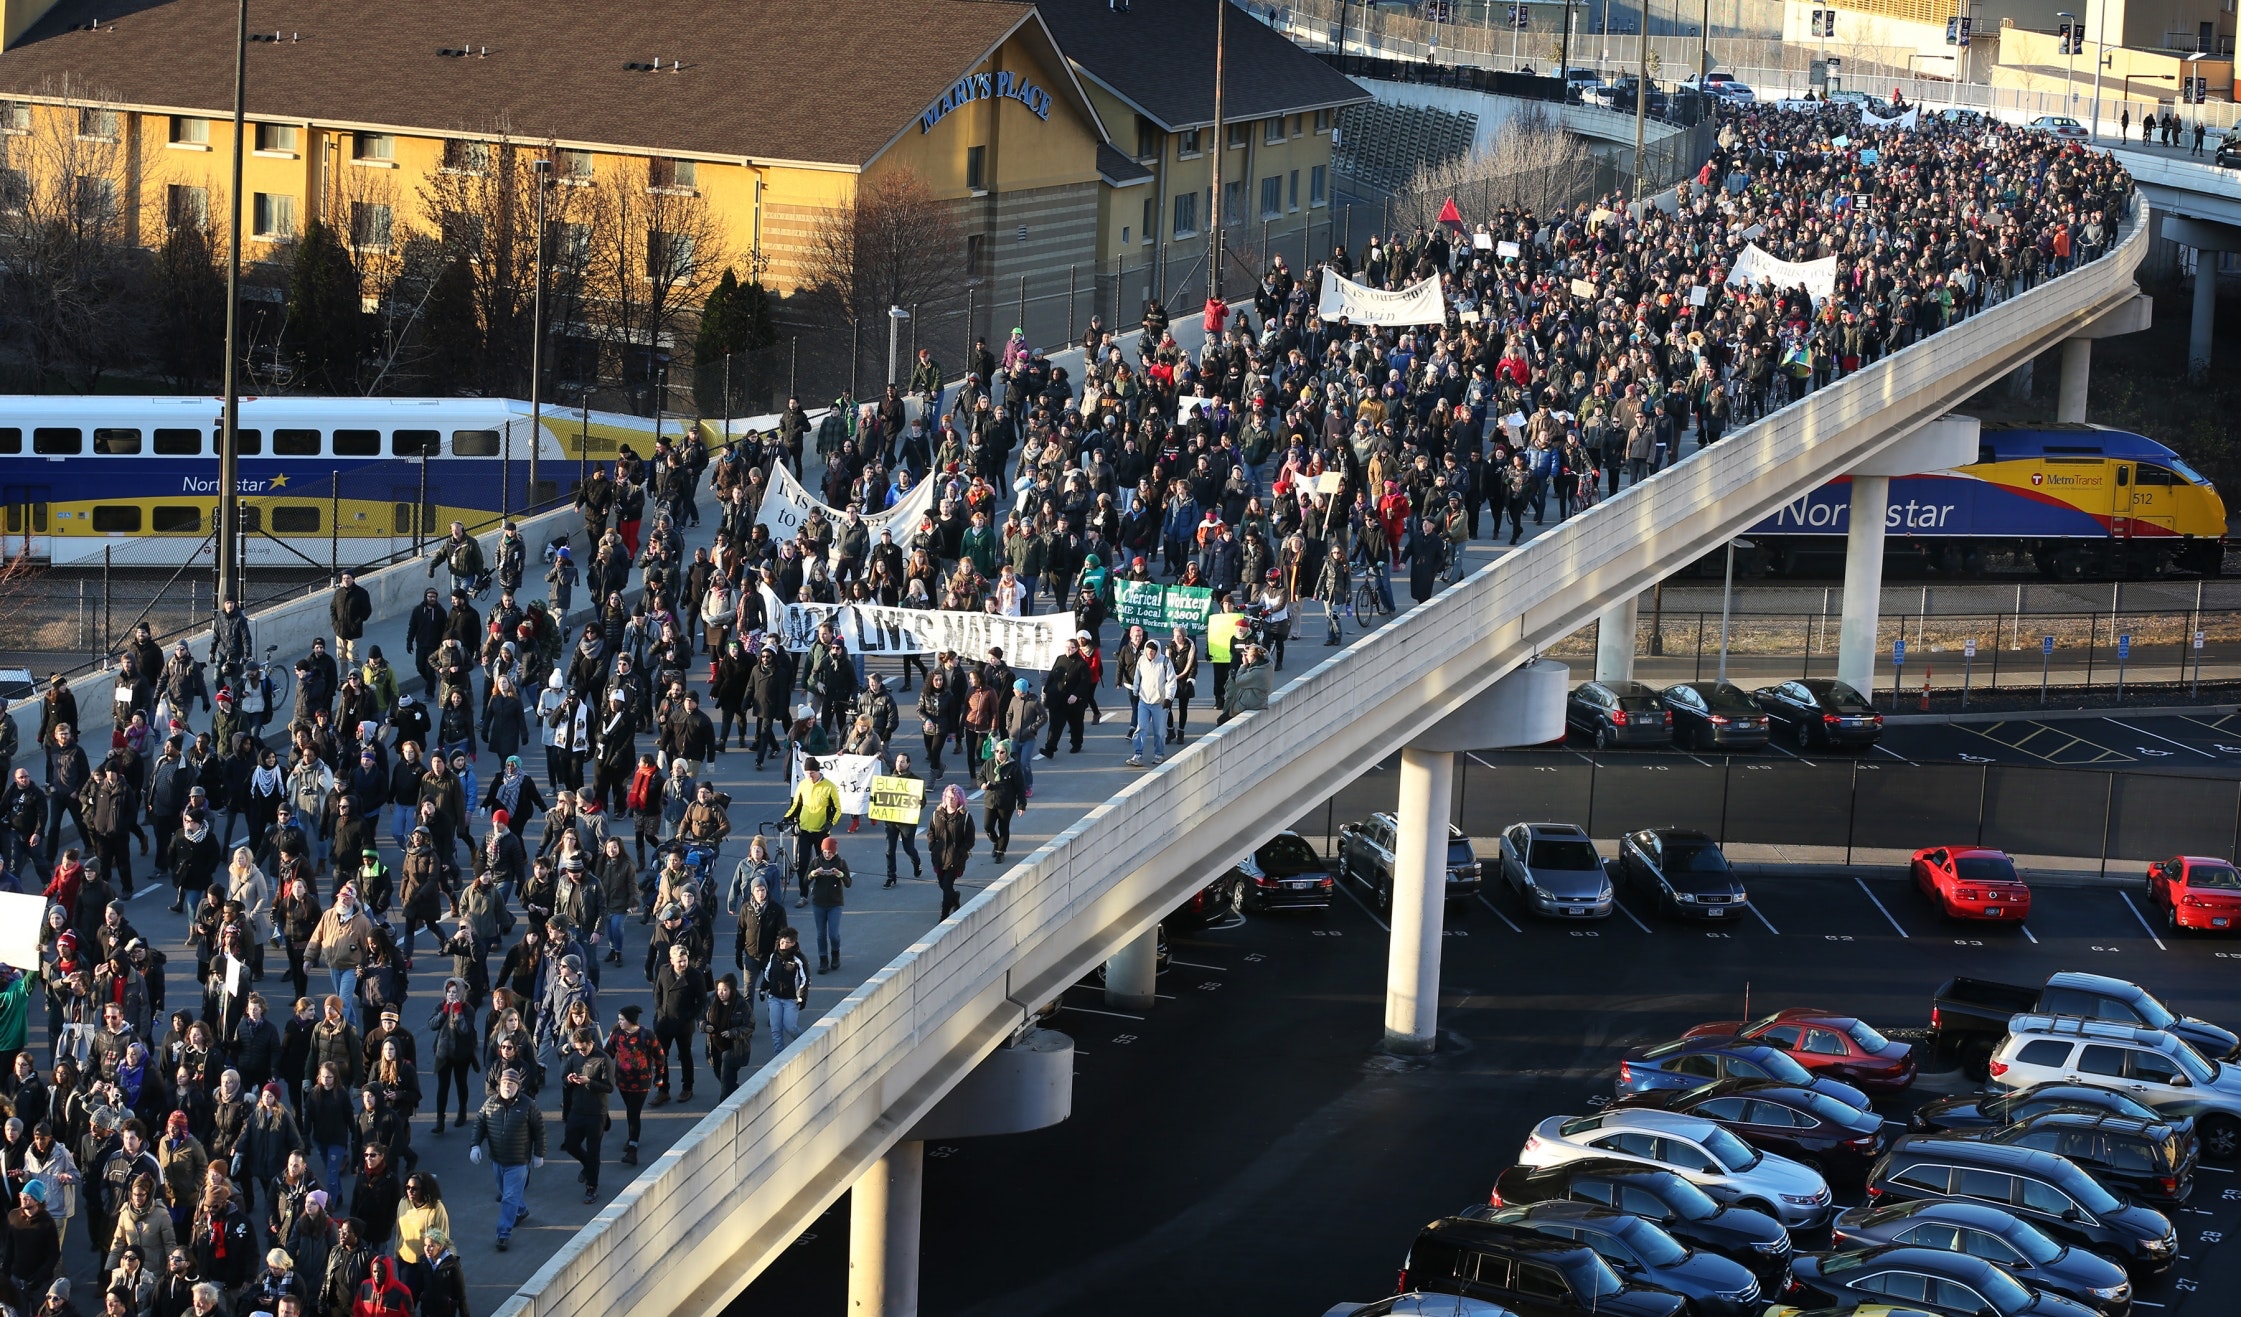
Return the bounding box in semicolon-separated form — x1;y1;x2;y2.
1351;562;1391;622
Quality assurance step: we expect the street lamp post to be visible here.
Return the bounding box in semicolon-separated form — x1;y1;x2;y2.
886;305;910;392
1717;538;1752;683
2057;11;2077;116
529;157;550;507
2090;0;2108;140
216;0;249;611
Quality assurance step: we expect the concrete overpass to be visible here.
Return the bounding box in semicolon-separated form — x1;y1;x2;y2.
487;199;2152;1317
2106;145;2240;377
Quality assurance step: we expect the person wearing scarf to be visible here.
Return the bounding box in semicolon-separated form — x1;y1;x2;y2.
927;785;976;920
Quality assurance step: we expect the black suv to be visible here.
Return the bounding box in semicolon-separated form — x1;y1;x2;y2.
1865;1137;2178;1274
1566;680;1672;749
1398;1215;1687;1317
1972;1111;2196;1205
1490;1159;1792;1284
1461;1201;1763;1317
1337;812;1483;908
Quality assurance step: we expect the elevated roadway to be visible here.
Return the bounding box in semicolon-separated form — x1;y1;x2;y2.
2105;144;2239;376
488;199;2153;1317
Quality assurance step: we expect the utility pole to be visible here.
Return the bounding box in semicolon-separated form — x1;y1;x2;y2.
2089;0;2108;139
217;0;249;610
1209;0;1228;304
1632;0;1648;198
1559;0;1574;82
1697;0;1710;82
529;157;549;504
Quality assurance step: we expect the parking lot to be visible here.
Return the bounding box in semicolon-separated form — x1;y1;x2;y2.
737;860;2241;1315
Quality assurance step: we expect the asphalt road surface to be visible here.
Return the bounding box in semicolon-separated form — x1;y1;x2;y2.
734;867;2241;1316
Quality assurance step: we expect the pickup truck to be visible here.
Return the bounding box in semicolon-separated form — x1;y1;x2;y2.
1930;971;2240;1078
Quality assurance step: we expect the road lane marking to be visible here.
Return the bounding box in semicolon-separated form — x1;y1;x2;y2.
2108;719;2217;758
1337;881;1391;932
1474;892;1525;933
1854;877;1910;938
1747;902;1780;935
2118;892;2169;951
1613;899;1653;934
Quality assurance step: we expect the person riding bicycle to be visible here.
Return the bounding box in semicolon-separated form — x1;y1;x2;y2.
210;596;253;684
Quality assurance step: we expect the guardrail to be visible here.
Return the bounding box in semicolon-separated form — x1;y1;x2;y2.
494;200;2151;1317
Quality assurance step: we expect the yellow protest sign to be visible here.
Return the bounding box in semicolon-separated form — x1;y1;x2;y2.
1206;611;1245;664
867;775;925;826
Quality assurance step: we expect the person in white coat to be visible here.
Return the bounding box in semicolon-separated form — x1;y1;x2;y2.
1126;642;1177;767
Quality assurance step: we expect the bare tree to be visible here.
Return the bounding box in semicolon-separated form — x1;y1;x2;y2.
799;167;964;391
580;155;728;415
0;75;148;390
1392;106;1604;229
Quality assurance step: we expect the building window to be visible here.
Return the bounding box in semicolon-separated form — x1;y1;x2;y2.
964;232;984;279
1135;117;1161;160
1289;169;1300;211
442;139;490;173
1224;180;1245;226
1121;224;1131;246
1311;165;1327;207
76;107;117;140
1177;127;1202;157
1172;191;1198;238
169;116;209;145
1292;114;1304;137
1227;122;1249;149
352;132;394;162
351;201;392;250
166;184;209;230
254;122;297;153
646;229;695;279
965;144;986;191
1314;109;1332;133
1142;196;1156;243
1260;175;1281;219
1264;117;1285;145
252;192;296;240
0;102;27;133
440;210;485;258
74;176;115;224
648;157;696;190
549;221;591;270
556;148;594;180
0;168;23;213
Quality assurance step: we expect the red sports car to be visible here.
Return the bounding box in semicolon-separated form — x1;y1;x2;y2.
2147;855;2241;932
1682;1008;1917;1094
1911;845;2032;923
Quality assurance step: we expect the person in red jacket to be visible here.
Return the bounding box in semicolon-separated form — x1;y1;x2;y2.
350;1255;412;1317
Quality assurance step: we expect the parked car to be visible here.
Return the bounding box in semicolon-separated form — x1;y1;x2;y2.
1613;1078;1890;1179
2144;855;2241;932
1783;1245;2100;1317
1831;1200;2133;1317
1617;829;1749;920
1516;1109;1835;1228
1986;1014;2241;1160
1909;1082;2191;1152
1616;1037;1872;1111
2028;115;2091;139
1658;681;1769;750
1397;1216;1688;1317
1683;72;1756;101
1863;1136;2178;1274
1567;680;1672;749
1749;679;1883;750
1682;1009;1917;1094
1212;830;1334;914
1337;812;1484;909
1498;822;1611;919
1462;1201;1763;1316
1910;846;2032;923
1929;972;2240;1078
1967;1111;2196;1205
2215;133;2241;169
1490;1160;1794;1284
1322;1296;1515;1317
1937;107;1986;123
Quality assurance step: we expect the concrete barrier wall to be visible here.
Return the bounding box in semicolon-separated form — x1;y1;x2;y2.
492;206;2150;1317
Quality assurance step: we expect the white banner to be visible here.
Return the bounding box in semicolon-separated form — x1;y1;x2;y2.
1861;107;1918;129
788;750;881;815
1725;243;1838;306
771;600;1080;669
0;892;45;971
1315;268;1447;326
755;462;940;542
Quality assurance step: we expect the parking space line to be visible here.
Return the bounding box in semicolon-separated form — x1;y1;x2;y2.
2108;719;2217;758
1059;1004;1145;1021
2020;923;2038;944
1747;903;1780;935
2118;892;2170;951
1167;960;1226;971
1614;899;1653;934
1854;877;1910;938
1765;741;1813;763
1966;720;2135;765
1870;743;1913;763
1474;892;1524;933
1337;881;1391;932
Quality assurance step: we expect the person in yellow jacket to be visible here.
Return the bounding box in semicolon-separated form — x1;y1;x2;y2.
780;758;840;909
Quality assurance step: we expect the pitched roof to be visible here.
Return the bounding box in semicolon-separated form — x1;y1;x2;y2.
1096;141;1154;185
0;0;1060;168
1035;0;1368;131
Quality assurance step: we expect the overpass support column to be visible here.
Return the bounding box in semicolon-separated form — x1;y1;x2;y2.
1837;474;1889;700
1594;598;1638;682
2058;338;2091;424
1836;417;1984;702
848;1140;923;1317
1104;927;1158;1011
2193;255;2217;381
1384;660;1568;1054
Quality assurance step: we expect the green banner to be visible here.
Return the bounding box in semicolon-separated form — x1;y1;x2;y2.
1112;580;1214;635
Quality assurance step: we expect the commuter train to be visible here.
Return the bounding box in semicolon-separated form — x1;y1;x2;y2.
0;396;677;567
1742;423;2229;579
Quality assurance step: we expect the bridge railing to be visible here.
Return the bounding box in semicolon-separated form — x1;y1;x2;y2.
495;199;2150;1317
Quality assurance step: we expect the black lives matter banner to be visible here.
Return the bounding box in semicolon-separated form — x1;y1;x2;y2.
767;597;1080;669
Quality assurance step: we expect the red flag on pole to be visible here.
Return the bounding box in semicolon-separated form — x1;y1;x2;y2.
1437;196;1463;225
